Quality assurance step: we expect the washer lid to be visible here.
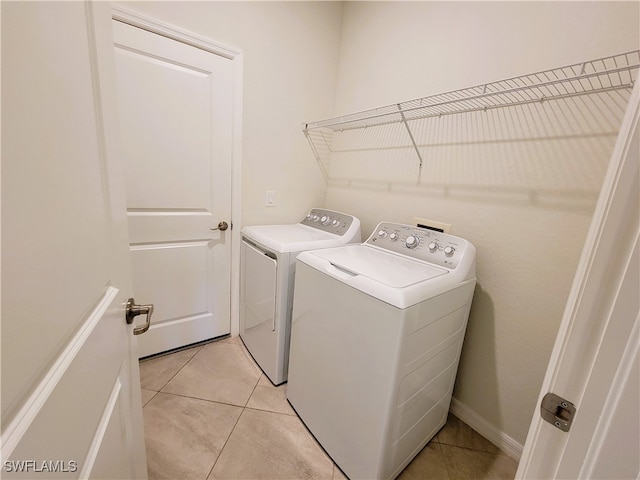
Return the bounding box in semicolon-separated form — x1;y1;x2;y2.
311;245;447;288
242;224;350;253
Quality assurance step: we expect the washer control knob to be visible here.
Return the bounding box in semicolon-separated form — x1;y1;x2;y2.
332;219;340;227
405;235;420;249
444;246;455;257
378;230;387;238
312;215;320;222
428;242;439;252
389;233;399;241
320;215;330;225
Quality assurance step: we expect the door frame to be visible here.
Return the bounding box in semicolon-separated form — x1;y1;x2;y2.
111;5;244;337
516;81;639;478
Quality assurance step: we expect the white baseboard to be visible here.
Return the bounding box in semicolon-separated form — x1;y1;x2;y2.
449;397;523;462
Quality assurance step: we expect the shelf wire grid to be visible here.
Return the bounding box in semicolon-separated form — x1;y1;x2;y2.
305;50;639;133
303;50;639;180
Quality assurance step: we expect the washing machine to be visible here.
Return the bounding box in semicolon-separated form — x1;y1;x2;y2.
287;221;476;480
240;208;361;385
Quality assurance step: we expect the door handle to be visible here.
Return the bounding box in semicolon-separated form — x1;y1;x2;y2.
210;221;229;231
125;297;154;335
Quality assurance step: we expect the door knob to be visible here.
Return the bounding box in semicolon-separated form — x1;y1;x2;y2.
210;221;229;231
125;298;154;335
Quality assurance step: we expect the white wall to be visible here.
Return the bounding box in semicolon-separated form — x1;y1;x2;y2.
117;1;343;227
115;0;639;455
325;1;640;451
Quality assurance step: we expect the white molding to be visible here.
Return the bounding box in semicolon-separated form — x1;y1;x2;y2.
230;52;244;337
81;378;123;479
111;4;241;59
449;397;524;461
0;287;119;461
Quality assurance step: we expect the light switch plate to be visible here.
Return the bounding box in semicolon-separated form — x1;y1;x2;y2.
266;190;276;207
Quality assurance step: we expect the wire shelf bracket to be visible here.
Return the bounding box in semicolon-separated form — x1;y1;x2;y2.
398;103;424;168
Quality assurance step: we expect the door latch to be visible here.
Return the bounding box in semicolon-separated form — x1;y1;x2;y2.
125;298;154;336
540;393;576;432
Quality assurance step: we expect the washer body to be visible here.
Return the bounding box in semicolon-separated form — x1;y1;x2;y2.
287;222;476;480
240;209;361;385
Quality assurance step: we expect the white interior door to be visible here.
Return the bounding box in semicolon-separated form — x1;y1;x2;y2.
2;2;146;478
113;20;234;358
517;82;639;479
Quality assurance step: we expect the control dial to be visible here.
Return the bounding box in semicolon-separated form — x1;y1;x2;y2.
444;246;455;257
405;235;420;249
377;230;387;238
320;215;330;225
428;242;439;253
332;219;340;227
389;233;399;241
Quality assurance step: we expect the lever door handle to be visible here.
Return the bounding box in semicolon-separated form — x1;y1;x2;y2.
210;221;229;231
125;297;154;335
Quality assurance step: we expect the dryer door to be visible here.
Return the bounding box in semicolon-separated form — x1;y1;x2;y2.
240;240;277;333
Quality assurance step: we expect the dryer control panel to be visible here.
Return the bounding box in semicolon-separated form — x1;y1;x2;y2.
366;222;474;270
300;208;358;237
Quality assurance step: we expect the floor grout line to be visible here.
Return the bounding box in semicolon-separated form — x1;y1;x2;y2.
147;389;247;409
142;345;203;393
205;404;247;480
140;338;519;480
434;441;453;480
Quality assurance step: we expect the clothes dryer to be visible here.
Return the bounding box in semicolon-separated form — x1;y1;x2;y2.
287;222;476;480
240;209;361;385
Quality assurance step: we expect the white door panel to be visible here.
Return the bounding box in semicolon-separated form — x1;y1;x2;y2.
517;81;639;479
88;380;138;480
113;20;233;357
5;291;137;479
2;7;113;421
131;245;211;318
127;213;222;243
116;49;211;209
2;2;146;478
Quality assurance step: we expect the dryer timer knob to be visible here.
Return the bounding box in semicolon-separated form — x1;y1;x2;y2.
405;235;420;249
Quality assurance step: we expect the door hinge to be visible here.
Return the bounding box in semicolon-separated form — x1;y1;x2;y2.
540;393;576;432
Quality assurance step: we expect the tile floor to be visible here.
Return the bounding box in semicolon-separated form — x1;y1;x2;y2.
139;336;519;480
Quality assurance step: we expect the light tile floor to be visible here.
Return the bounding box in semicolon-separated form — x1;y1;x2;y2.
139;336;519;480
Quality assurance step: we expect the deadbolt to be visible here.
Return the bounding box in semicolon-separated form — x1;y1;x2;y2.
210;221;229;231
125;298;154;336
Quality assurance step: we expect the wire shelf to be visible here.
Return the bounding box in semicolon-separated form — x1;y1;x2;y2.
303;50;640;173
